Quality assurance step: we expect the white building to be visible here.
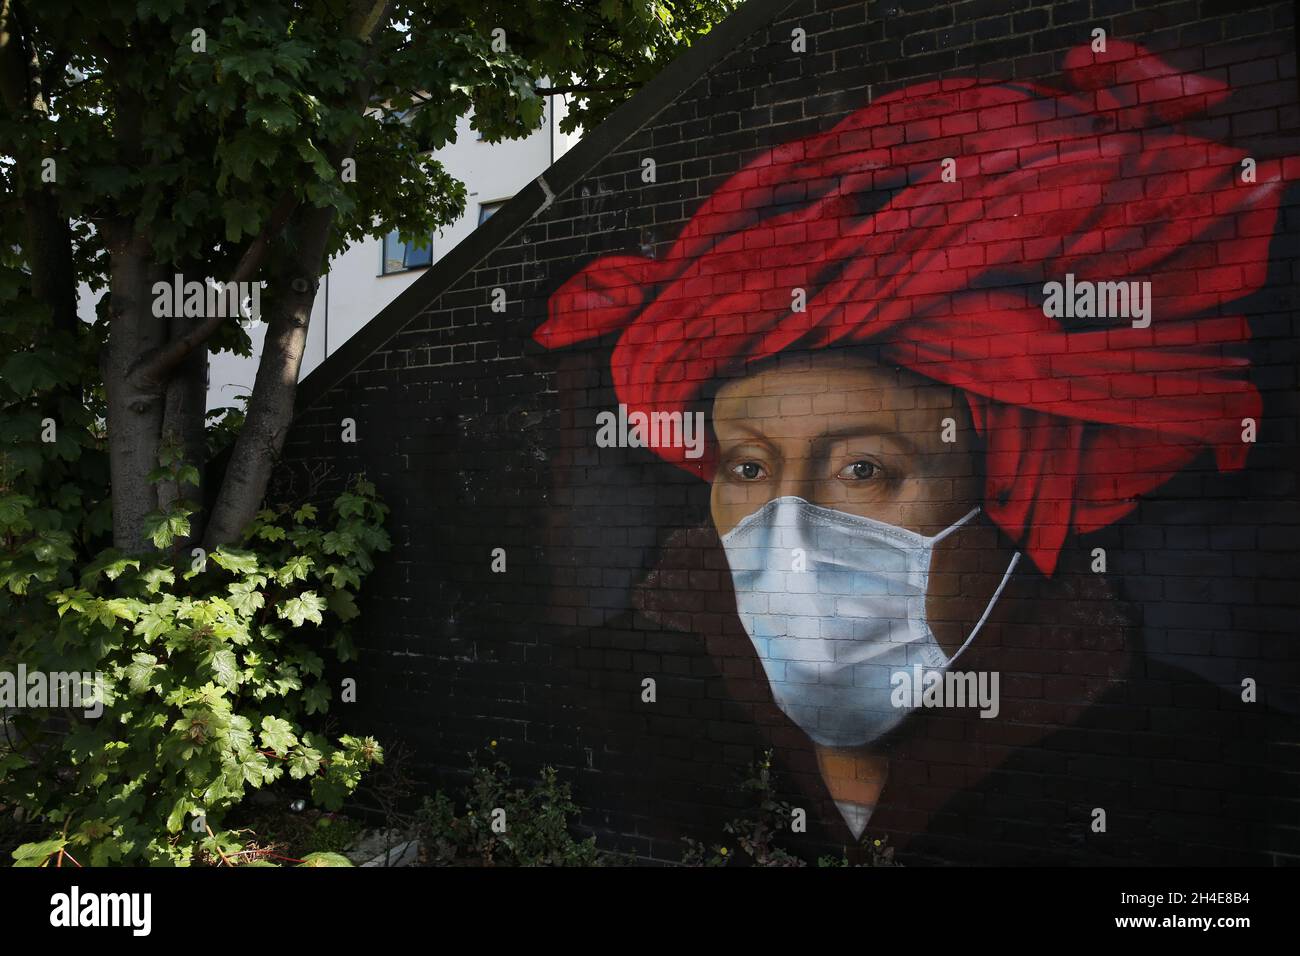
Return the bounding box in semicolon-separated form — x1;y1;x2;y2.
76;97;579;410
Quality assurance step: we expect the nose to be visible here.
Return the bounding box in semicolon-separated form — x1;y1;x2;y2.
771;447;819;502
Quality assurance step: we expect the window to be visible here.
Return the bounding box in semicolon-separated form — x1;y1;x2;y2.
478;201;507;225
381;231;433;275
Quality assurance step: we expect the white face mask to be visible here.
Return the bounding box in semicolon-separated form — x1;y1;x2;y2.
720;496;1020;749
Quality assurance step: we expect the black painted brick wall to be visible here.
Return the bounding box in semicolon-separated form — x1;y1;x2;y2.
277;0;1300;864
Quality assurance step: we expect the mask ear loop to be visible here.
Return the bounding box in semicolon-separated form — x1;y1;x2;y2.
928;506;982;544
948;550;1022;666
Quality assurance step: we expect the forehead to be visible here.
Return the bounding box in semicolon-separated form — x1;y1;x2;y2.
711;352;959;431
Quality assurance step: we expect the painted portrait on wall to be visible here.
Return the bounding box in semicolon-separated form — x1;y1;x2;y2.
531;39;1297;862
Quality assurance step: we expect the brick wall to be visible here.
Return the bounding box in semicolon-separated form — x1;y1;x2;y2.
279;0;1300;864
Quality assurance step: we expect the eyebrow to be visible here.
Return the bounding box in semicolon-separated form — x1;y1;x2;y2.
713;422;773;442
713;420;918;456
814;423;917;457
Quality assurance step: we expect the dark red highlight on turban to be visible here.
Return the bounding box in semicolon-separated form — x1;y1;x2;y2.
534;40;1292;576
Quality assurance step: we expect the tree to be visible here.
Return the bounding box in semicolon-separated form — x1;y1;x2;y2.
0;0;736;554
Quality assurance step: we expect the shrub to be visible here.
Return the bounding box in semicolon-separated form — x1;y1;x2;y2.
0;460;390;866
416;744;601;867
681;750;902;867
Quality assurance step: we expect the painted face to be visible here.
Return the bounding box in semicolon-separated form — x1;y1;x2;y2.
708;349;1013;658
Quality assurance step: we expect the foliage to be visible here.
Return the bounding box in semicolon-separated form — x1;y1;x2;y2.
681;750;803;867
303;811;366;855
0;264;110;578
817;836;898;867
679;837;730;867
1;0;740;562
0;248;389;865
0;425;391;864
416;743;601;866
1;0;740;308
681;750;901;867
0;0;738;867
232;805;367;863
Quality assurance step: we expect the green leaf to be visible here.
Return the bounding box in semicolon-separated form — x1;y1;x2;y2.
227;580;265;616
206;647;239;689
239;750;273;787
298;851;353;867
143;509;190;549
135;602;177;642
322;530;357;556
0;494;35;533
12;838;67;867
259;716;297;754
89;838;126;868
211;547;260;575
32;530;76;564
302;683;330;715
226;714;255;755
332;630;357;663
166;797;194;834
276;554;313;585
143;565;176;593
335;492;367;519
79;550;141;588
0;351;58;395
255;523;287;542
293;648;325;678
126;653;159;694
324;564;362;590
246;101;299;134
327;588;360;621
310;777;348;811
221;198;262;243
288;742;323;780
277;591;325;627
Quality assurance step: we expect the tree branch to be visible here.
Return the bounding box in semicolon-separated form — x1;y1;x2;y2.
126;192;299;390
534;81;639;95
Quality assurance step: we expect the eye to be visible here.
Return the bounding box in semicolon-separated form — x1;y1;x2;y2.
836;459;880;481
728;460;768;482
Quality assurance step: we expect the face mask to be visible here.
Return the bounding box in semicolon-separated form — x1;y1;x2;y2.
720;496;1020;749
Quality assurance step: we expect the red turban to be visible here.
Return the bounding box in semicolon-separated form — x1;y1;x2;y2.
533;40;1292;576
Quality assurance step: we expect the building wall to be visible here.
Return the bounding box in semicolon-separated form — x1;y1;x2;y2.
278;0;1300;865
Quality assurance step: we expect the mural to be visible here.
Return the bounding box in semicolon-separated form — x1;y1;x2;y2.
532;39;1295;850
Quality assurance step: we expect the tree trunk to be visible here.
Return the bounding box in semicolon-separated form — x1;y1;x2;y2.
202;0;389;546
157;309;209;548
197;0;390;547
22;186;78;335
104;227;166;553
203;204;336;548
